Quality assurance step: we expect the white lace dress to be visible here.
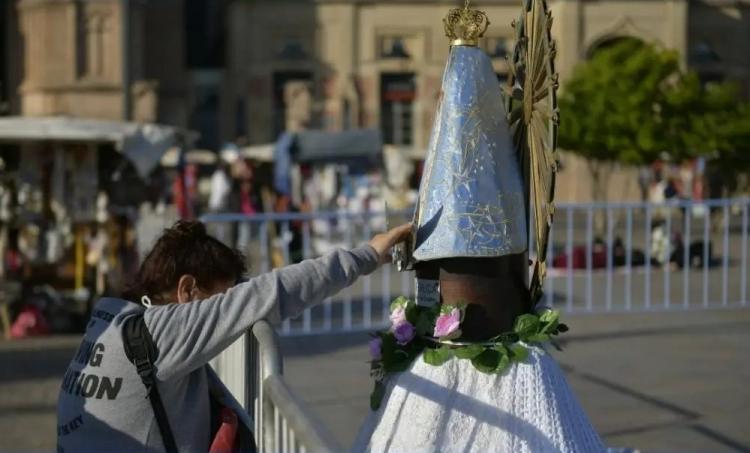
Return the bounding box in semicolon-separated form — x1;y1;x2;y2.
353;344;609;453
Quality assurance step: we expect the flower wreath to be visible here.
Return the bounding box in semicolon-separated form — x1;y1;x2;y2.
368;297;569;410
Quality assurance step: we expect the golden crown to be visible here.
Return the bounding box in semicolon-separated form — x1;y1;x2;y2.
443;0;490;47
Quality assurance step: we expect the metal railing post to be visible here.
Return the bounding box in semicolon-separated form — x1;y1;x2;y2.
546;220;555;307
625;207;633;312
741;200;748;306
250;320;341;452
281;221;292;334
302;221;312;333
644;204;652;310
323;222;333;331
363;212;372;329
585;206;593;311
566;207;574;312
703;208;710;307
343;223;353;331
683;202;691;309
605;207;614;311
663;205;672;309
722;203;730;306
382;261;392;323
254;322;282;452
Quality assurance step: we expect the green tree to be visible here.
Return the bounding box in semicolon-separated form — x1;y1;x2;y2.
665;76;750;195
558;38;750;200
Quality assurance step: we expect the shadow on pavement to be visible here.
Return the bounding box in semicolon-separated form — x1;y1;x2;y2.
0;341;77;382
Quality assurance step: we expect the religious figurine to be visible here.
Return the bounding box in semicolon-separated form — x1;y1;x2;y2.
356;2;613;451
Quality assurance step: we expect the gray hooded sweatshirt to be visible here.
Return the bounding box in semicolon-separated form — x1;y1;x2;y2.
56;245;379;452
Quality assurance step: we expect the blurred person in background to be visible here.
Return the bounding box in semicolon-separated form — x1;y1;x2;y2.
208;162;232;214
232;178;260;252
637;166;652;203
208;162;232;240
185;163;200;218
664;177;680;201
56;219;411;452
274;193;304;264
3;228;23;280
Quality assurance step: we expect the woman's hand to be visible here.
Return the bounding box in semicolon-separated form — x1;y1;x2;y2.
368;223;413;265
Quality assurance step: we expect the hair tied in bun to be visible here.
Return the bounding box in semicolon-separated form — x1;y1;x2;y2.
123;220;246;305
166;220;208;240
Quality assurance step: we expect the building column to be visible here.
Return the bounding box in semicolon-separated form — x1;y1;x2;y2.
666;0;689;70
552;0;583;83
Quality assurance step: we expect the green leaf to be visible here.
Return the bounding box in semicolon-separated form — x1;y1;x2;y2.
389;296;409;312
489;345;511;373
380;334;412;371
380;333;397;351
527;333;551;343
405;303;419;324
439;304;455;315
513;314;540;338
495;352;511;373
540;321;557;334
456;303;468;318
539;310;559;324
385;358;413;372
490;332;520;344
453;344;485;360
539;310;559;334
423;346;453;366
415;312;434;337
370;381;385;410
471;349;501;374
509;344;529;362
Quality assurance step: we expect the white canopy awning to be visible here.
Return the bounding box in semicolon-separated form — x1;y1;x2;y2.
160;148;218;167
237;144;274;162
0;116;197;178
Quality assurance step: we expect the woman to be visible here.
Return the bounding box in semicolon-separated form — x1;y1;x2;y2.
56;219;410;452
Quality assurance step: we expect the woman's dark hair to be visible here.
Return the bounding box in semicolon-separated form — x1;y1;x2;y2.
123;220;247;305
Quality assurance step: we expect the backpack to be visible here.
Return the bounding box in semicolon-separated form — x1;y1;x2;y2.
122;314;256;453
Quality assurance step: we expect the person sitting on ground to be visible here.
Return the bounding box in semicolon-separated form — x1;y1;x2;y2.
56;219;410;452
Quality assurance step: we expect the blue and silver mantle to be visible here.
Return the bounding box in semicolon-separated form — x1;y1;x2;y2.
413;45;527;261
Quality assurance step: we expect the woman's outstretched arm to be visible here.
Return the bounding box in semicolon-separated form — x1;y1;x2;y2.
142;224;411;380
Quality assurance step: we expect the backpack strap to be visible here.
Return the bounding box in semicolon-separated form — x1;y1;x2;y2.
122;314;179;453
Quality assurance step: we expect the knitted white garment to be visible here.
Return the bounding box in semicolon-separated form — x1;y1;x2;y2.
353;345;607;453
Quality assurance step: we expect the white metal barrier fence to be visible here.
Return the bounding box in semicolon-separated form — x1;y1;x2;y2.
210;321;341;453
202;198;749;336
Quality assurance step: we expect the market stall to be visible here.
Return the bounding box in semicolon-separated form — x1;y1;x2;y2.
0;116;195;327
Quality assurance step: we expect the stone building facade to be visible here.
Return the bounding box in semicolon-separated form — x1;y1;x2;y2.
1;0;191;129
226;0;749;148
2;0;749;199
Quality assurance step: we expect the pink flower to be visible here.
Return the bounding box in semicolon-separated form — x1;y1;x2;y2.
389;306;407;327
393;322;416;345
369;337;383;361
434;308;462;339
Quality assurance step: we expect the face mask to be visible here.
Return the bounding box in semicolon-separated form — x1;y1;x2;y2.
141;296;153;308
